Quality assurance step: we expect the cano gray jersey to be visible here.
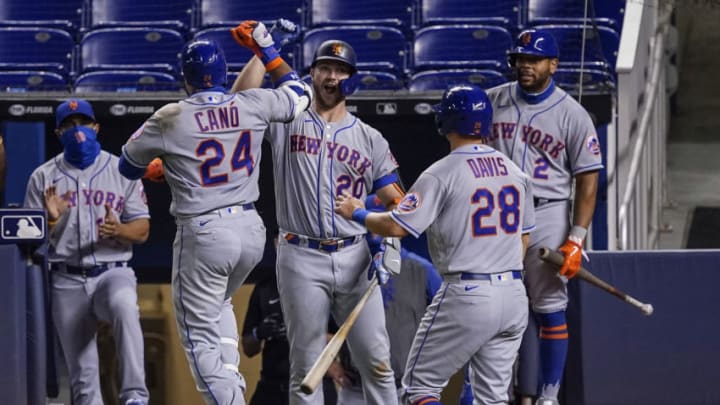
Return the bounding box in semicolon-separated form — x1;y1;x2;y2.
122;89;299;217
24;151;149;265
486;82;603;200
391;144;535;275
266;110;398;238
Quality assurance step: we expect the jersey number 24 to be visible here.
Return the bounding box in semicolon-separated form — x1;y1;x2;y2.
471;185;520;236
196;131;254;186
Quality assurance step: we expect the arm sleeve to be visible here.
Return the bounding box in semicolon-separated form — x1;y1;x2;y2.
566;109;603;175
242;284;262;335
241;88;305;125
390;173;446;238
121;104;174;168
370;131;400;182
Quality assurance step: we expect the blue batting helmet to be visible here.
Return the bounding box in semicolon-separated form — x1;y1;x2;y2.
434;85;493;138
181;39;227;89
312;40;357;74
507;29;560;67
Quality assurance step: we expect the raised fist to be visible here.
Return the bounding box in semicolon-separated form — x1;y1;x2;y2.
230;20;274;54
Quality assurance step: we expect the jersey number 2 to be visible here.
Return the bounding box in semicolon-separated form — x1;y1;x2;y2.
197;131;254;187
471;185;520;236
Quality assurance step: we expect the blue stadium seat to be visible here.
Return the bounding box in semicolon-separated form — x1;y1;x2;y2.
80;28;185;74
408;69;508;92
0;0;83;34
0;71;68;93
199;0;305;29
418;0;521;29
527;0;626;33
302;26;408;74
0;28;74;76
74;70;181;92
87;0;194;33
311;0;413;31
413;25;513;71
193;27;297;73
553;67;615;92
534;24;620;70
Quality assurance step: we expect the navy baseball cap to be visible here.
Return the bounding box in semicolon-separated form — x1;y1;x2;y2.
56;99;96;128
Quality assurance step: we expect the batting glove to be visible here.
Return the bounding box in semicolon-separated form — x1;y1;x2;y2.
269;18;299;52
230;21;280;67
558;236;583;279
366;234;390;285
142;157;165;183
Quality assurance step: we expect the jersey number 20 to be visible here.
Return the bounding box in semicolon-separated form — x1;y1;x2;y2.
196;131;254;186
471;185;520;236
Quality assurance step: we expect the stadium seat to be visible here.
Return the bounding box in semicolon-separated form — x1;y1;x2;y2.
86;0;194;33
74;70;181;92
0;0;83;34
0;27;74;76
527;0;626;33
199;0;305;29
79;28;185;74
302;26;408;74
0;71;68;93
553;67;615;93
418;0;521;29
412;25;513;71
193;27;297;73
408;69;508;92
534;24;620;70
310;0;413;31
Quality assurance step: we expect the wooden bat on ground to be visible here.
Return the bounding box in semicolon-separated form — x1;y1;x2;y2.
300;278;379;394
538;247;654;316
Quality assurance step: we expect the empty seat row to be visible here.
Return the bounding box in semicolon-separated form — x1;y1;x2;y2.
0;24;619;80
0;67;614;94
0;0;626;36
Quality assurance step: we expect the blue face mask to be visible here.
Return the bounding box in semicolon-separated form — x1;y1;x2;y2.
60;125;101;169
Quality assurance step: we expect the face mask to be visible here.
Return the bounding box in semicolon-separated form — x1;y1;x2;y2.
60;125;101;169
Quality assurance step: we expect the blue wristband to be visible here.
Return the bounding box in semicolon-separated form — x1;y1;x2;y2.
351;208;370;225
260;46;281;66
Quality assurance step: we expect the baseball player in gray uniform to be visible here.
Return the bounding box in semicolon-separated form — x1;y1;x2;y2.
486;29;603;405
118;29;312;405
329;196;442;405
232;28;405;405
335;84;536;405
24;99;150;405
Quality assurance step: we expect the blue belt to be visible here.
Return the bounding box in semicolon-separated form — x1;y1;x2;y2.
533;197;567;208
460;270;523;281
51;261;127;277
285;233;361;253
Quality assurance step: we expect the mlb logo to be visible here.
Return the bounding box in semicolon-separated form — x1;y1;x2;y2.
0;209;46;244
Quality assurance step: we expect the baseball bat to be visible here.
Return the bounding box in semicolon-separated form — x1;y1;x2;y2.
538;247;654;316
300;278;379;395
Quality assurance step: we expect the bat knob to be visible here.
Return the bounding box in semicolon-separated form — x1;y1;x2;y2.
642;304;654;316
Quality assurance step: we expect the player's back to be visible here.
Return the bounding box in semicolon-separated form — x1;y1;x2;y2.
423;144;534;274
131;88;295;216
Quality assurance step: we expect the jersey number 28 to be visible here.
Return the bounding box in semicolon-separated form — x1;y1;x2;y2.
196;131;254;186
471;185;520;236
